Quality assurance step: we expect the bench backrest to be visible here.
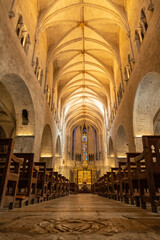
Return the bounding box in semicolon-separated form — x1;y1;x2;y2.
142;136;160;171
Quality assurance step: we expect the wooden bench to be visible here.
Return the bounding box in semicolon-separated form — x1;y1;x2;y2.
103;172;111;198
58;174;63;197
113;162;128;201
66;179;70;195
53;172;59;198
15;153;39;207
34;162;50;202
108;167;119;199
69;182;78;194
62;176;67;196
0;139;23;209
134;136;160;212
121;153;141;205
46;168;55;200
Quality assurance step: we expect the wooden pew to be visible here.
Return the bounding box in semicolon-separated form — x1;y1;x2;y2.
57;174;63;197
113;162;127;201
14;153;39;207
66;179;70;195
53;172;59;198
121;153;141;205
69;182;78;194
96;177;102;196
46;168;55;200
0;139;23;209
108;167;119;199
62;176;66;197
134;136;160;213
34;162;50;202
103;172;112;198
97;176;104;196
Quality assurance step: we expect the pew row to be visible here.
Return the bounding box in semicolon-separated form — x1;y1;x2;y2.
0;138;70;210
92;136;160;213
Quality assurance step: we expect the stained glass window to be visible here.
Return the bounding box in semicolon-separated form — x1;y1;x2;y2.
82;125;87;161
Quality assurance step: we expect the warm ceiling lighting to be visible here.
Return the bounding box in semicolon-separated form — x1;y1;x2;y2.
16;133;34;137
41;154;53;158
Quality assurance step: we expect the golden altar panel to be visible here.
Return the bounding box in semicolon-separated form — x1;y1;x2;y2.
78;170;91;185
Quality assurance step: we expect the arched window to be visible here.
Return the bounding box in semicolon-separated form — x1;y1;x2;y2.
72;126;78;160
24;34;30;55
141;9;148;33
16;15;30;55
16;15;23;37
82;125;87;162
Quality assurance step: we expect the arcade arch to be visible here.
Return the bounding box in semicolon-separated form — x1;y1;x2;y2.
133;72;160;151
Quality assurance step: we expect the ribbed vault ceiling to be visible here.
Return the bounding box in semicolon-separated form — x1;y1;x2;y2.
37;0;128;131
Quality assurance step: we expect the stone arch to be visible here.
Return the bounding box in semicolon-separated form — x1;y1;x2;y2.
0;73;35;152
133;72;160;151
153;109;160;135
108;137;114;157
0;82;16;138
116;125;128;157
0;126;6;138
40;124;53;168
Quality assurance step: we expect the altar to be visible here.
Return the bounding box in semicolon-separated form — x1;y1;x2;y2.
73;166;97;192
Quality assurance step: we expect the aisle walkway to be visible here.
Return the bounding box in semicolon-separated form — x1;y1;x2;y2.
0;194;160;240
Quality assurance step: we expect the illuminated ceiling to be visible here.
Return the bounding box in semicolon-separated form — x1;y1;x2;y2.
36;0;129;131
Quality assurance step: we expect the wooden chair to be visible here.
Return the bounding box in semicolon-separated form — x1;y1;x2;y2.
0;139;23;209
134;136;160;213
14;153;39;207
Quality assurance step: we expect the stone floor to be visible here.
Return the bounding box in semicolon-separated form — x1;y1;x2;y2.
0;194;160;240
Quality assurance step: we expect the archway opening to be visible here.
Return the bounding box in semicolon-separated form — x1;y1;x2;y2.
116;125;128;158
0;82;16;138
0;74;35;153
40;124;53;168
108;137;114;157
133;72;160;151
